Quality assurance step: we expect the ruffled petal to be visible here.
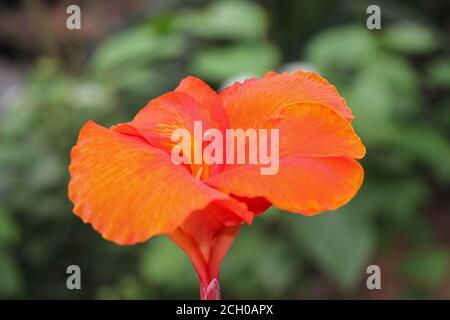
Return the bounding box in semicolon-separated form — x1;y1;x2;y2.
175;76;228;130
207;157;364;215
68;121;250;245
276;102;365;159
113;77;229;178
211;80;364;215
112;91;206;155
220;71;354;130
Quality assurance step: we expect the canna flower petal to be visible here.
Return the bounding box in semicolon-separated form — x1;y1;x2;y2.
276;102;365;159
68;120;250;245
207;73;365;215
169;202;242;288
113;77;228;178
175;75;229;128
207;157;363;215
220;71;354;130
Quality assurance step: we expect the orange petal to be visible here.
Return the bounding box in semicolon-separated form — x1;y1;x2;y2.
169;201;246;286
112;91;206;155
211;101;365;214
168;228;210;286
180;200;249;259
207;157;364;215
175;76;228;130
114;76;228;152
169;224;241;291
220;71;353;130
207;224;241;282
276;102;365;159
68;121;249;245
113;77;228;177
230;195;271;216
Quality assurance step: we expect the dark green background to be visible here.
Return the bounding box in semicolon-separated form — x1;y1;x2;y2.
0;0;449;299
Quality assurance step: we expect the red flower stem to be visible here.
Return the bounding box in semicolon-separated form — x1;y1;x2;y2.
200;278;221;300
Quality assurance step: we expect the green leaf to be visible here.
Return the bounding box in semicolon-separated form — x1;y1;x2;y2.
344;68;395;143
286;204;375;290
113;68;161;94
103;275;146;300
403;249;449;289
222;224;298;298
0;208;20;245
433;98;450;128
388;125;450;181
93;27;185;71
27;154;63;189
381;22;441;54
190;43;280;82
0;252;24;297
356;176;430;244
139;237;197;292
427;58;450;88
174;0;267;40
362;177;428;224
305;25;378;77
363;55;420;116
342;53;421;144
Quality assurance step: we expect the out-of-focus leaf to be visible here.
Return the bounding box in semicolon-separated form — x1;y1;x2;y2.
0;252;23;297
0;208;20;245
427;58;450;88
434;98;450;128
140;237;197;292
174;0;267;40
381;22;441;54
403;249;449;289
93;27;185;71
222;223;299;298
190;43;280;82
344;54;420;131
113;69;161;94
0;104;34;139
356;175;431;244
388;126;450;181
27;155;63;189
344;68;395;143
96;274;147;300
362;177;428;224
362;55;420;116
68;82;113;110
305;25;377;80
284;202;375;290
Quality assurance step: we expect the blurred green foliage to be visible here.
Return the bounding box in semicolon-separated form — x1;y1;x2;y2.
0;0;449;299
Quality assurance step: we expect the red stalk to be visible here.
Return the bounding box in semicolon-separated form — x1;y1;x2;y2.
169;225;241;300
200;278;221;300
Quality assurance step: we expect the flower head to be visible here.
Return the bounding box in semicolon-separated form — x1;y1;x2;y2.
68;71;365;299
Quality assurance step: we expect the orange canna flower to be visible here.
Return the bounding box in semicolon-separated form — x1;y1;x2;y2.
68;71;365;299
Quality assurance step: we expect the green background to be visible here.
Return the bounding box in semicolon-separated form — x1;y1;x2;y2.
0;0;449;299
